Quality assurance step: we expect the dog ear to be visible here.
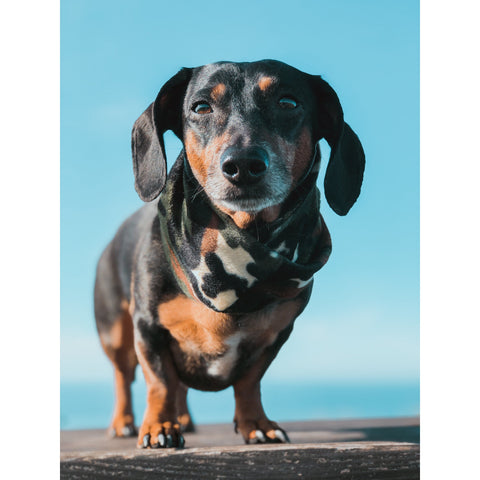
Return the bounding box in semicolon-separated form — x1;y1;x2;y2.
132;68;193;202
309;76;365;216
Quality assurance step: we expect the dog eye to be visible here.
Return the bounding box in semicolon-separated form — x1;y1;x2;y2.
193;102;213;114
278;97;297;109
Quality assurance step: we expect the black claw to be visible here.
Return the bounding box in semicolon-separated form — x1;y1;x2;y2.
142;434;151;448
234;421;239;434
274;429;290;443
166;434;173;448
178;435;185;449
269;437;283;444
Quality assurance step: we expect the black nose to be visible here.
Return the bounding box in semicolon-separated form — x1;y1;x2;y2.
220;147;269;185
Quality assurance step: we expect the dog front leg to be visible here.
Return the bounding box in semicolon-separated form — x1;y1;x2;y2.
233;348;291;444
134;325;184;449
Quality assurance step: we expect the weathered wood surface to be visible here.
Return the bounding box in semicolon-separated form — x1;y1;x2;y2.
61;417;419;479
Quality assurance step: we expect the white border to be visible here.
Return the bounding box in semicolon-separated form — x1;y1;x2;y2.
1;0;59;476
421;0;480;478
3;0;480;477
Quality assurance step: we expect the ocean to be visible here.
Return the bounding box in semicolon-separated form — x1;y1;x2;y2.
60;379;419;430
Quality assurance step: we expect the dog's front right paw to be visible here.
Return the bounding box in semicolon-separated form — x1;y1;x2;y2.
108;414;137;438
177;412;195;433
137;421;185;449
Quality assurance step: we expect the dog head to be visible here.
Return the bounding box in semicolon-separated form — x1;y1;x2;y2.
132;60;365;222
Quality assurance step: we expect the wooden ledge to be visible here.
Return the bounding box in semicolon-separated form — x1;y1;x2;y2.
61;417;419;479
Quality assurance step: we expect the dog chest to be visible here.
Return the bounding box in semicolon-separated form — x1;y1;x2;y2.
157;294;303;381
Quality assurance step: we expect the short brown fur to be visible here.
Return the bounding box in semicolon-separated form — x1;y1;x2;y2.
99;302;138;436
217;205;282;229
135;340;182;447
185;129;232;187
158;295;302;363
96;60;364;448
158;295;234;356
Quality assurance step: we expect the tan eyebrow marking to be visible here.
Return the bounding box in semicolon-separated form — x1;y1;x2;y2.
211;83;226;101
258;76;276;91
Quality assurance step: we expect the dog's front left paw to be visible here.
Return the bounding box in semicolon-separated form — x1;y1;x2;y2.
234;418;290;444
137;421;185;449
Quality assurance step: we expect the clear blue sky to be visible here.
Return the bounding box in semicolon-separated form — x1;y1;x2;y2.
61;0;419;385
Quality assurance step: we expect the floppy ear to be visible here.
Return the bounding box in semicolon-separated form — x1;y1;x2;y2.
310;76;365;216
132;68;193;202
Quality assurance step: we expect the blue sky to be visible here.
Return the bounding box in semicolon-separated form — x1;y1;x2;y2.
61;0;419;385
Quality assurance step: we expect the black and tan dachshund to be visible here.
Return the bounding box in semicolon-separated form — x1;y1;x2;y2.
94;60;365;449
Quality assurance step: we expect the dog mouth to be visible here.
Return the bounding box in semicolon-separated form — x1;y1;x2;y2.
212;186;288;213
216;197;276;213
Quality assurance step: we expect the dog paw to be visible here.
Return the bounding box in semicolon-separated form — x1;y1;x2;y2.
177;413;195;433
137;421;185;449
108;415;137;438
234;418;290;444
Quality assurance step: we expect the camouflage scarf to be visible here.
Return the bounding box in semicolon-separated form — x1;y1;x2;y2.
157;151;332;314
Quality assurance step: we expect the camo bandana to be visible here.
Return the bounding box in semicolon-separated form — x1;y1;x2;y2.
157;151;332;314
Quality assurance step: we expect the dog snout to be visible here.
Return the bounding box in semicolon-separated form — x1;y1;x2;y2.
220;146;269;185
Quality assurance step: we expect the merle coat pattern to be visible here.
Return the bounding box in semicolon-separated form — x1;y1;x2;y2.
95;60;365;448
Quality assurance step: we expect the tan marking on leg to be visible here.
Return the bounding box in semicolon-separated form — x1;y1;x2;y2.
176;383;195;432
99;303;138;437
231;301;302;442
233;355;284;443
110;368;135;436
234;376;269;440
135;340;181;447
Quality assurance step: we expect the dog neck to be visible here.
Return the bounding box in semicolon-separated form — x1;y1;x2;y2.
156;151;331;313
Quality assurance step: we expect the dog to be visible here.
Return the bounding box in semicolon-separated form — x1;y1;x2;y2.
94;60;365;449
